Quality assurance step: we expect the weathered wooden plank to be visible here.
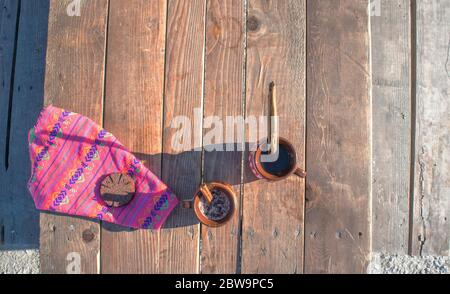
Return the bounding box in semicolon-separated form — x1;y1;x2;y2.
305;0;371;273
0;0;19;174
101;0;167;273
412;0;450;256
40;0;108;274
1;0;49;250
158;0;206;273
201;0;244;274
371;0;411;254
242;0;306;274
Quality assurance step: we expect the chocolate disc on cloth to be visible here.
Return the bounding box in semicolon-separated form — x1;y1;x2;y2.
100;173;135;207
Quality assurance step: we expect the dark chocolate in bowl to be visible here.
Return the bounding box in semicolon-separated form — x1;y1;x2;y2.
193;182;236;227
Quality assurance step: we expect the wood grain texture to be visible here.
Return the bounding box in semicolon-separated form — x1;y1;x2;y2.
159;0;206;273
40;0;108;274
101;0;167;273
305;0;371;273
201;0;244;274
0;0;19;174
412;0;450;256
1;0;48;250
371;0;410;254
242;0;306;274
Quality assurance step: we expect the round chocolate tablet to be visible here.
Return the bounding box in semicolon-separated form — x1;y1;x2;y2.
100;173;135;207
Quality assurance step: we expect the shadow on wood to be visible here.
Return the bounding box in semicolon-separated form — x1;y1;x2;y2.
0;0;49;250
31;133;261;232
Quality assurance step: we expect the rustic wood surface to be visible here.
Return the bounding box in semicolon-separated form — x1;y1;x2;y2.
371;0;411;254
412;0;450;257
0;0;18;173
100;0;167;273
2;0;48;250
159;0;206;273
0;0;447;273
305;0;371;273
201;0;245;274
242;0;306;274
0;0;20;248
39;0;108;274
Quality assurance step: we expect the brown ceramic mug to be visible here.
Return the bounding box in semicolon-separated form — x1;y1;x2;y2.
248;137;306;181
182;182;236;227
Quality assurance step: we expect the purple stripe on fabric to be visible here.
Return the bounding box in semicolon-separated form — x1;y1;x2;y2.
116;173;155;223
47;128;108;210
34;118;89;205
33;115;84;189
125;186;163;227
33;110;71;166
76;148;124;215
32;106;54;147
71;139;134;213
35;119;92;206
121;173;161;225
76;148;122;215
125;195;152;226
113;169;150;220
35;117;90;192
69;138;118;213
30;110;66;175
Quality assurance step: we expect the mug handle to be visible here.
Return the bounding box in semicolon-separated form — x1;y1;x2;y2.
181;200;193;209
181;183;214;209
294;167;307;178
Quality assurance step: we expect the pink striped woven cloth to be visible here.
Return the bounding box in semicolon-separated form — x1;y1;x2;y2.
27;105;179;229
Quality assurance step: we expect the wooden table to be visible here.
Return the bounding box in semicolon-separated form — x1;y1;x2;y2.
0;0;448;274
37;0;371;273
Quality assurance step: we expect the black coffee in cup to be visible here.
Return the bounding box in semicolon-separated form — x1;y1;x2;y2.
260;142;295;177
